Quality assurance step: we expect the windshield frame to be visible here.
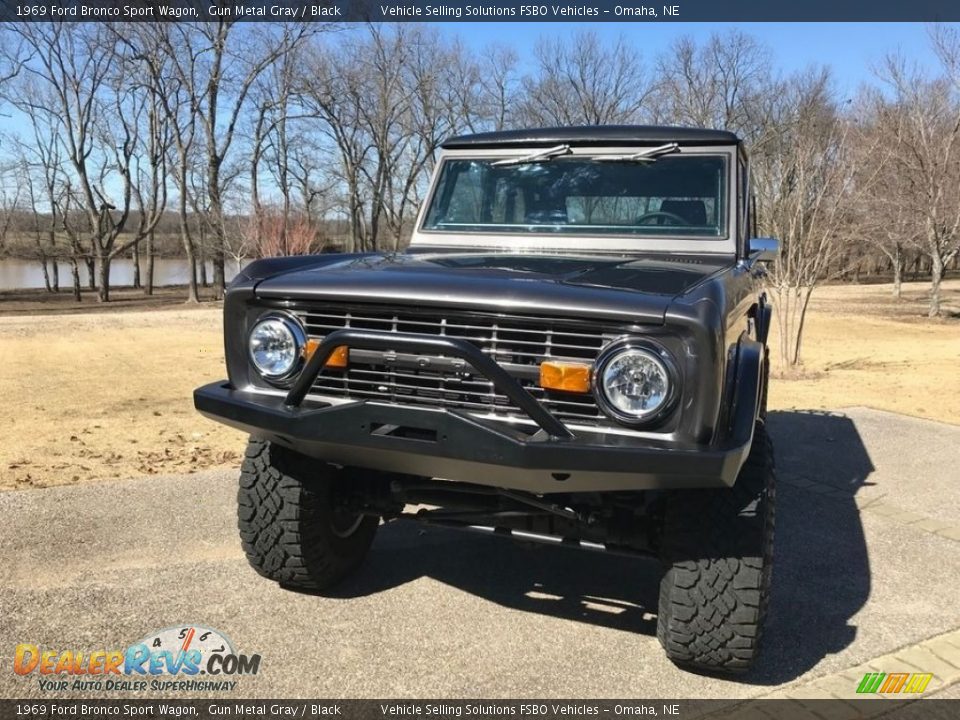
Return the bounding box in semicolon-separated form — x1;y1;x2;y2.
412;145;740;256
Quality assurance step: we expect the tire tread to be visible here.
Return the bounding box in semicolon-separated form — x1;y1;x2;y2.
237;438;377;591
656;423;775;674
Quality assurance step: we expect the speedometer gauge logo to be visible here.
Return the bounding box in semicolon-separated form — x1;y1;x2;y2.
135;625;235;663
125;624;260;677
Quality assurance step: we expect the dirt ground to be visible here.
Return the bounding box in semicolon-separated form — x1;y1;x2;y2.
1;278;958;491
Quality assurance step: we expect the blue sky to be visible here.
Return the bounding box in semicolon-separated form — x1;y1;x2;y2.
435;22;946;96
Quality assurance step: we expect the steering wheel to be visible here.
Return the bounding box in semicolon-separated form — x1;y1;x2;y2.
635;210;688;226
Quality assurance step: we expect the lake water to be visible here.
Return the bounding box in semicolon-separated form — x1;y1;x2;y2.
0;257;247;291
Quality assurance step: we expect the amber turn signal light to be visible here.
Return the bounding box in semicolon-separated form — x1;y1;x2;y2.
303;340;349;369
539;361;592;393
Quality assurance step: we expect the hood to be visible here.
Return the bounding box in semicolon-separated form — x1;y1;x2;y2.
253;252;732;324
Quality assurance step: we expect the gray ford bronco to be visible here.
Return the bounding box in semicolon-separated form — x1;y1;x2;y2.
195;126;778;674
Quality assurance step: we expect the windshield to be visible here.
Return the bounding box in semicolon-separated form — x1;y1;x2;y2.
422;154;727;238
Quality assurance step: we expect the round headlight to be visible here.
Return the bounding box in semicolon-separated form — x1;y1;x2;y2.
596;345;674;424
248;315;304;381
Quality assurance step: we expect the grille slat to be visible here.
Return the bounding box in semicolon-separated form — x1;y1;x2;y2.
301;327;596;359
292;304;618;428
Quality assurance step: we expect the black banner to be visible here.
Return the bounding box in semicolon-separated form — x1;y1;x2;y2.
2;0;960;22
1;699;958;720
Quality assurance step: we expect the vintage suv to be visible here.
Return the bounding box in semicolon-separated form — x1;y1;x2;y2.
195;126;778;674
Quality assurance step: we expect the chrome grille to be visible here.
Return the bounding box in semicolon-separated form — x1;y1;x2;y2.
290;304;619;427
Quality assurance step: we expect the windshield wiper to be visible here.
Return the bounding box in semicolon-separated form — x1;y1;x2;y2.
592;142;681;163
491;144;572;167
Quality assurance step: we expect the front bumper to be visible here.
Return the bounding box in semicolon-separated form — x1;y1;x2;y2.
194;381;755;493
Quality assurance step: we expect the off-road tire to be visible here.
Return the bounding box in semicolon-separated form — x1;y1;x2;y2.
656;422;775;674
237;438;379;591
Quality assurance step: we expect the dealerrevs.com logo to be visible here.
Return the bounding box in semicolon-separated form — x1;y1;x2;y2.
14;625;261;693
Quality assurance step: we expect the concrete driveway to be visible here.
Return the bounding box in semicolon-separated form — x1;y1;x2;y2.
2;407;960;699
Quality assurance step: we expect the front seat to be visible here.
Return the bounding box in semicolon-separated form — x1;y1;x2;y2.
660;200;707;226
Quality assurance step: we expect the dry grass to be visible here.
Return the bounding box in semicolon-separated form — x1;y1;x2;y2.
767;278;960;423
0;284;220;316
1;278;958;491
0;306;245;491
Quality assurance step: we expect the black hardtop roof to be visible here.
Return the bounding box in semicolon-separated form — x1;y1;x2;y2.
441;125;742;149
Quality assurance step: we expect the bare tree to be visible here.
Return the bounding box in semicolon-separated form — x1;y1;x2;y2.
249;44;304;256
380;25;470;247
518;31;654;125
155;22;312;299
10;129;62;293
869;49;960;317
132;85;171;295
476;44;520;132
0;162;21;257
300;35;373;252
850;94;922;298
299;25;474;252
756;70;864;367
11;23;141;302
655;31;775;142
116;22;204;301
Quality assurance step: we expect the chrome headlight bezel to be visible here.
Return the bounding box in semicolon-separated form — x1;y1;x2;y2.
247;312;306;385
593;339;679;427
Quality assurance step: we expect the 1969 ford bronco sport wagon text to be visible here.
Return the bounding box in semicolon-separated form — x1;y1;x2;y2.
195;125;779;674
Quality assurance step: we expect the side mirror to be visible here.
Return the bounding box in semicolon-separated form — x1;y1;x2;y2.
748;237;779;263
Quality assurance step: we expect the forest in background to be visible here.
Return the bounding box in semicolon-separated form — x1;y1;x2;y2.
0;22;959;366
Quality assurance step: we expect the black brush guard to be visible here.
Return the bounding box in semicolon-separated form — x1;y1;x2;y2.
194;329;762;492
285;329;574;440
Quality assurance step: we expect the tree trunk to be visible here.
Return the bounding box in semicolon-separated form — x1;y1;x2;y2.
179;194;199;304
772;287;792;370
70;259;81;302
199;226;209;287
790;287;814;366
146;231;155;296
183;239;199;303
132;241;141;289
772;285;815;369
891;244;903;299
86;257;96;290
929;252;944;318
48;228;59;292
39;254;52;293
51;258;59;293
97;253;111;303
208;182;226;299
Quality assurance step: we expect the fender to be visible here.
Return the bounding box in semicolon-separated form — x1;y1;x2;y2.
754;294;772;345
726;334;764;471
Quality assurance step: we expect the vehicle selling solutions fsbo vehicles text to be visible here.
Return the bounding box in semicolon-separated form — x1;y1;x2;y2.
377;4;672;18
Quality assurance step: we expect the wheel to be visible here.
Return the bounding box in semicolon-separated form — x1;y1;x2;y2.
656;422;775;674
237;438;379;591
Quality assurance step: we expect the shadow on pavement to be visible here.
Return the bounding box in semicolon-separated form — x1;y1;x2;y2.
323;410;875;685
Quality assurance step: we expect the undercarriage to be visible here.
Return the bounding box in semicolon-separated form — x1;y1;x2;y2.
337;473;662;557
